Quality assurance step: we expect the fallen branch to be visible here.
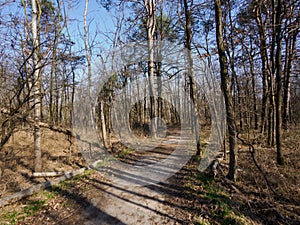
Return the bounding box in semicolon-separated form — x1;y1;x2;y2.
26;118;74;137
31;172;66;178
0;159;103;208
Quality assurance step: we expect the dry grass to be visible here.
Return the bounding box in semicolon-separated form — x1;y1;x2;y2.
218;127;300;224
0;128;86;199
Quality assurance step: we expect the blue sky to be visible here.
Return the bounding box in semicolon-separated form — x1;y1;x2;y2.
66;0;121;80
0;0;116;51
68;0;116;52
0;0;118;81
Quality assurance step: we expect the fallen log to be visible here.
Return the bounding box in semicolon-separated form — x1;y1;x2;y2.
0;159;103;208
31;172;66;177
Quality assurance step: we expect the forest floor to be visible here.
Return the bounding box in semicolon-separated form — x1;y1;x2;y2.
0;126;299;224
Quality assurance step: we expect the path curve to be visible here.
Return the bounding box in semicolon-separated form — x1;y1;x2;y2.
74;127;194;224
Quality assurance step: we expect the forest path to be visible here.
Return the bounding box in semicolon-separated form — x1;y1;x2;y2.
72;127;194;224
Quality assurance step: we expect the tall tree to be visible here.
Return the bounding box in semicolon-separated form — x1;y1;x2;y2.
214;0;236;180
144;0;157;138
182;0;201;155
31;0;42;172
282;2;299;129
225;0;243;131
253;0;270;135
275;0;284;165
84;0;92;100
49;0;63;125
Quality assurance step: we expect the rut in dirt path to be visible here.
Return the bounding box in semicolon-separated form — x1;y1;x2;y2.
75;127;195;224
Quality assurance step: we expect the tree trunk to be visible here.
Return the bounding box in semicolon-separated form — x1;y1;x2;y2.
183;0;201;155
31;0;42;172
214;0;237;180
267;73;275;146
84;0;92;99
49;5;62;125
254;2;269;134
247;39;258;129
227;1;242;131
268;0;277;146
145;0;157;138
283;26;297;129
100;101;108;148
65;24;76;127
275;0;284;165
36;0;43;122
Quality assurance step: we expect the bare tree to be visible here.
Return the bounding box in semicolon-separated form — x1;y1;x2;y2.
31;0;42;172
275;0;284;165
214;0;236;180
253;0;269;135
144;0;157;138
84;0;92;100
283;3;299;129
182;0;201;155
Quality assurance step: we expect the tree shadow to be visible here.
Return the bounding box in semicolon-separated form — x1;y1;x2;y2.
81;177;187;224
44;185;126;225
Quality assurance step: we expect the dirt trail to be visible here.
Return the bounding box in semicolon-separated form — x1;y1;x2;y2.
62;127;193;224
77;177;187;225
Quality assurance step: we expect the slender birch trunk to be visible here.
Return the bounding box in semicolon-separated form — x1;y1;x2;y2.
145;0;157;138
32;0;42;172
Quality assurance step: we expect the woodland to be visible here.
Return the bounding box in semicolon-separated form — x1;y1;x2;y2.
0;0;299;224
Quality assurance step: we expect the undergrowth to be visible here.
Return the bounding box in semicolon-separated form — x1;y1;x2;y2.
0;170;94;224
